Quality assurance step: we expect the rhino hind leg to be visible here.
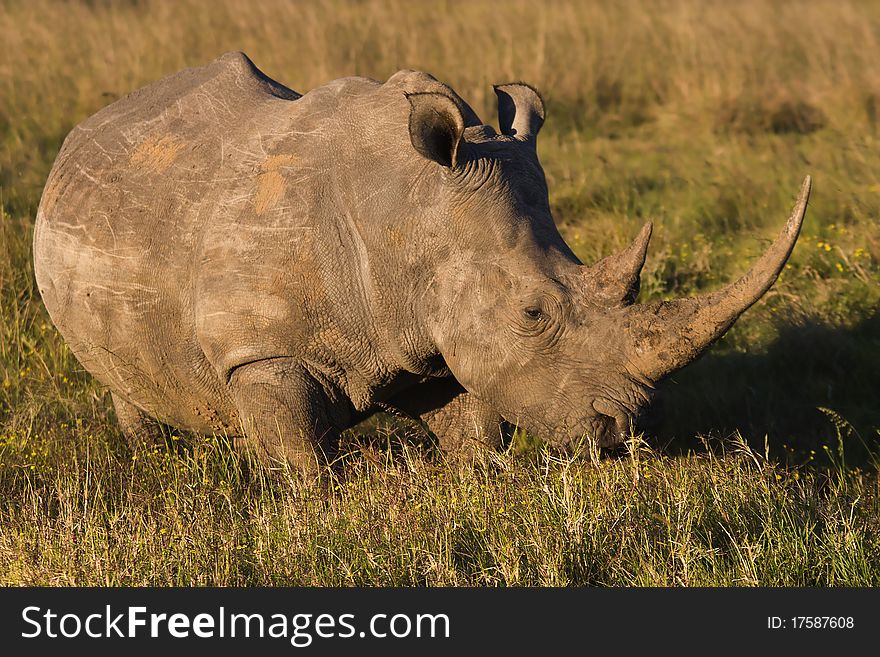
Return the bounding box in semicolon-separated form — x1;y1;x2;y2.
389;378;505;455
111;392;165;450
228;358;346;478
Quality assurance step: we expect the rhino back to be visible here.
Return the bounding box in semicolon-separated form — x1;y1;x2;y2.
35;54;471;431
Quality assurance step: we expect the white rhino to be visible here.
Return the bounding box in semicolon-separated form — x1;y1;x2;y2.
34;52;810;476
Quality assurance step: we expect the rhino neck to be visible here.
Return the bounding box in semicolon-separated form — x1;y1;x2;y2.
330;204;445;382
308;157;454;402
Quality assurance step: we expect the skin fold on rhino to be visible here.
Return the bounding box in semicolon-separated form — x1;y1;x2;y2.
33;52;811;476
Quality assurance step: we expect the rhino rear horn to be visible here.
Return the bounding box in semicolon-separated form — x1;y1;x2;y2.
583;222;653;306
494;83;545;142
625;176;812;382
406;92;465;168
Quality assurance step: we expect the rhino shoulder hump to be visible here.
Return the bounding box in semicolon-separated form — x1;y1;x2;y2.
212;51;302;101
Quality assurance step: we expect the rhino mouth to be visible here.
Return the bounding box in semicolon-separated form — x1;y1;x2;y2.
589;398;642;448
593;413;629;448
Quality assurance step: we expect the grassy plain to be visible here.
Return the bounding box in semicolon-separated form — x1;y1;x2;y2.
0;0;879;585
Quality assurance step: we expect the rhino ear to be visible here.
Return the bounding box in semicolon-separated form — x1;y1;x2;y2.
494;83;545;141
406;92;465;168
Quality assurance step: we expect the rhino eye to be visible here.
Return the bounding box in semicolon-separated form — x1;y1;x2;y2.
523;307;545;321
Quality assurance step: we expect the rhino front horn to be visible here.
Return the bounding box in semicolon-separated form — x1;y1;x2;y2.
625;175;812;382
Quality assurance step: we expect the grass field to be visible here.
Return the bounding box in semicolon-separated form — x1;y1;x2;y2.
1;0;879;585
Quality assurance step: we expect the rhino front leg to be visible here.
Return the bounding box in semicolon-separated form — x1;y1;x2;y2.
390;378;505;454
228;358;346;478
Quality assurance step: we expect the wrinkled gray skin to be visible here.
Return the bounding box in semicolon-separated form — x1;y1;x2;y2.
34;53;811;476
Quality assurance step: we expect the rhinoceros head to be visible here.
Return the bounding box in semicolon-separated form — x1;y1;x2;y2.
404;82;810;449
